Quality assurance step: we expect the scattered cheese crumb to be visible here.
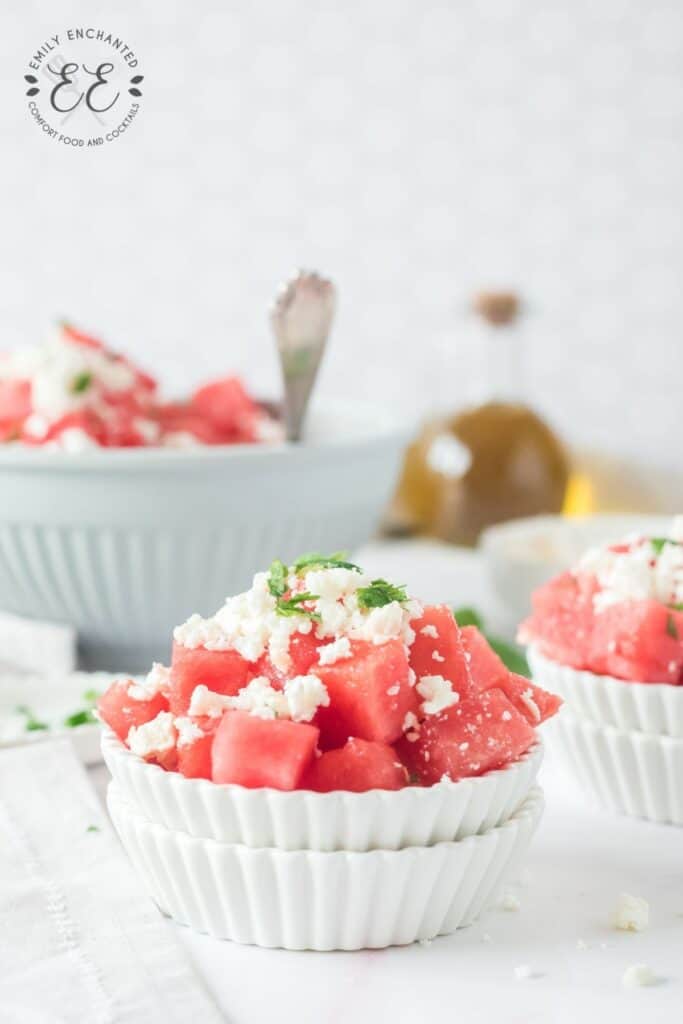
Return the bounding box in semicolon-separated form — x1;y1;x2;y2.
420;624;439;638
418;937;432;947
174;716;204;747
501;710;512;721
386;684;400;696
432;651;445;663
127;711;176;758
613;893;649;933
127;662;170;701
513;964;536;981
622;963;658;988
317;636;352;665
501;891;520;912
417;675;459;715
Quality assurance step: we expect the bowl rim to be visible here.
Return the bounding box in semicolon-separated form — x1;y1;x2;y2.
108;778;544;856
101;724;543;800
0;400;412;472
528;644;683;695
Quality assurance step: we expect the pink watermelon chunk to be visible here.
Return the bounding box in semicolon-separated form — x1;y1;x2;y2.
315;638;418;748
590;600;683;683
97;681;169;742
253;631;325;686
410;605;472;699
170;641;252;715
176;717;218;779
301;738;408;792
0;379;31;421
396;689;535;785
211;710;319;789
461;626;561;724
518;571;599;669
190;377;260;442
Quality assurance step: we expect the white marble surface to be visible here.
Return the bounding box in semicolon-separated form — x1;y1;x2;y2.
89;757;683;1024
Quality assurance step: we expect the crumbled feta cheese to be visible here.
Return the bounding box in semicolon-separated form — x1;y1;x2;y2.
518;688;541;723
284;674;330;722
417;675;459;715
622;964;658;988
174;716;204;747
420;624;439;639
317;636;352;665
127;711;176;758
502;710;512;721
232;676;289;719
613;893;649;932
580;522;683;610
128;662;170;701
402;711;420;733
431;650;445;663
188;685;236;718
501;890;520;912
386;684;400;696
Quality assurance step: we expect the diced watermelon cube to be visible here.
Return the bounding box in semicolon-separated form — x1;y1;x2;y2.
176;717;218;779
302;738;407;792
590;600;683;683
170;641;251;715
315;638;418;748
410;605;472;699
97;680;169;742
211;710;318;789
396;689;536;785
253;631;324;685
518;571;598;669
461;626;562;724
191;377;260;441
0;379;31;421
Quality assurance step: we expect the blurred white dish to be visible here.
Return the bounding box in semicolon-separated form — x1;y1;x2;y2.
101;726;542;851
480;514;673;633
0;670;121;765
107;782;544;950
0;402;409;672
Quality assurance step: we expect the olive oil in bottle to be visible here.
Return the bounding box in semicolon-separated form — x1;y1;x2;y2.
392;291;569;546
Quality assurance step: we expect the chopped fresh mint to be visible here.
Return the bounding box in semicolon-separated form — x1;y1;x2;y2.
452;606;484;630
666;613;679;640
86;824;100;833
650;537;682;556
275;592;321;622
357;579;408;610
267;559;288;598
452;606;530;678
15;705;49;732
671;603;683;612
64;708;97;728
293;552;361;574
82;688;100;705
71;371;93;394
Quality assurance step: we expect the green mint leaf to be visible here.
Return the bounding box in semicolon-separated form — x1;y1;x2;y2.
452;606;485;629
666;613;679;640
487;637;530;677
82;688;101;706
650;537;682;556
293;552;361;574
86;824;100;833
357;579;408;609
670;603;683;611
71;371;93;394
64;708;96;728
275;592;321;622
15;704;49;732
267;559;288;598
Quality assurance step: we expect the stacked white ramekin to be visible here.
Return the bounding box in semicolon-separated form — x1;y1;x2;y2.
102;728;545;950
529;647;683;826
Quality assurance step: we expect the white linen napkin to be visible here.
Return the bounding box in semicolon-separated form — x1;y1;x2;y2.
0;738;223;1023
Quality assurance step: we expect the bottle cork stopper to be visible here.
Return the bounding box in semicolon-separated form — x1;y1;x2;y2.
473;291;520;326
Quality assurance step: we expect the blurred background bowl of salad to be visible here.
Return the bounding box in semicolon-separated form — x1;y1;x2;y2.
0;401;409;672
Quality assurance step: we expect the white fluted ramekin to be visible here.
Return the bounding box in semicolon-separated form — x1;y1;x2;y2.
107;783;544;950
101;727;542;851
528;647;683;738
544;709;683;825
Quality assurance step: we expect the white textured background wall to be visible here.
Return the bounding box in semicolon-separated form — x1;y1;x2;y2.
1;0;682;467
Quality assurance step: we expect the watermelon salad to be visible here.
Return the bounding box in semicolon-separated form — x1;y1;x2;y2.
519;517;683;684
97;554;561;792
0;321;278;449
